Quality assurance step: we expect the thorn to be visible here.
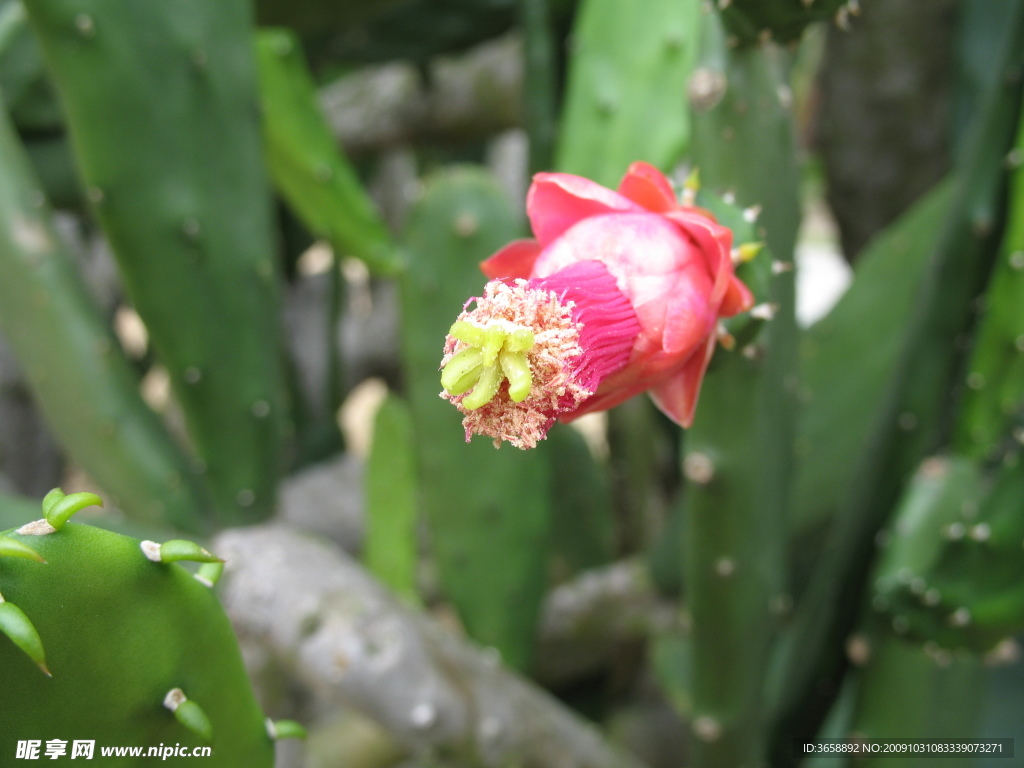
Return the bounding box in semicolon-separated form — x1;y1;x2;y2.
15;519;56;537
845;634;870;666
266;718;308;740
683;168;701;206
1006;148;1024;169
74;13;95;37
195;562;225;587
717;0;731;8
948;607;971;627
164;689;213;742
742;204;762;223
0;537;45;562
716;323;735;350
891;615;909;634
142;539;223;565
970;523;991;542
722;191;736;205
714;558;736;577
683;452;715;484
835;6;851;30
771;259;792;274
732;241;764;264
236;489;256;508
0;600;49;675
1009;251;1024;270
749;303;778;321
410;702;437;730
693;716;722;743
43;491;103;531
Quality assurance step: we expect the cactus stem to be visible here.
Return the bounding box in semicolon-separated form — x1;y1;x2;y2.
163;688;213;742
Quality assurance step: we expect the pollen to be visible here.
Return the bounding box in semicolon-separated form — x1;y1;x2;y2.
439;279;591;449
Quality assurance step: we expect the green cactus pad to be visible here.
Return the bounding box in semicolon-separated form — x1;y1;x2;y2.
0;521;273;766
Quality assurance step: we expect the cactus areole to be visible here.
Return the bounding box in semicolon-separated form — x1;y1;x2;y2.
0;489;281;766
440;162;754;448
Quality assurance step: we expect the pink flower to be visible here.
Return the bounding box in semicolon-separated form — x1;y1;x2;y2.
440;162;753;448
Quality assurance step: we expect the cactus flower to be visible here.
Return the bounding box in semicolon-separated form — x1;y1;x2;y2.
440;162;754;448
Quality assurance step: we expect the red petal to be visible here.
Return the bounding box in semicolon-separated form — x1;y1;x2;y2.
617;162;678;213
480;239;542;280
720;274;755;317
527;172;640;245
648;333;717;427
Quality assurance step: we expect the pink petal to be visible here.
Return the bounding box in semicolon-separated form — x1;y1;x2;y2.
664;209;734;309
481;239;542;280
617;162;677;213
648;333;717;427
527;172;641;246
533;212;705;352
720;274;755;317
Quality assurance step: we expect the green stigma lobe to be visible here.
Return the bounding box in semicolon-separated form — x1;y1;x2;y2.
499;351;532;402
441;321;536;408
440;347;484;395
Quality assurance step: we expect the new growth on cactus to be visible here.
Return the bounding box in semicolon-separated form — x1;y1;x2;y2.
0;489;303;766
440;162;756;448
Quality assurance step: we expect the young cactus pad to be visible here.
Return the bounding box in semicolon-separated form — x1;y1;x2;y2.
0;490;279;766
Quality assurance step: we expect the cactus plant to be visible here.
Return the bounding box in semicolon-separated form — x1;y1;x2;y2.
0;94;208;532
0;489;289;765
23;0;288;526
399;167;552;671
555;0;702;188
